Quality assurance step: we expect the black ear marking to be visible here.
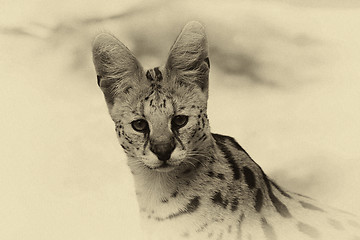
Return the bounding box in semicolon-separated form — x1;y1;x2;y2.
97;75;102;86
153;67;163;81
204;57;210;68
146;70;154;81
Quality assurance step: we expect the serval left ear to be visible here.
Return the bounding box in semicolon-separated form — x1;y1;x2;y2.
165;21;210;98
92;33;144;108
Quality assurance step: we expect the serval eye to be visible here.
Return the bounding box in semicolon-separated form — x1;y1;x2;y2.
131;119;149;132
172;115;188;129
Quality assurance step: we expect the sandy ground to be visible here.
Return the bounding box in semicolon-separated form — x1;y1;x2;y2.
1;1;360;239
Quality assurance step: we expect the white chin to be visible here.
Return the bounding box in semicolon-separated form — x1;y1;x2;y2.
154;165;176;173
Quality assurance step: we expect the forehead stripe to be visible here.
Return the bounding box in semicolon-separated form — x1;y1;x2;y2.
146;70;154;81
153;67;163;81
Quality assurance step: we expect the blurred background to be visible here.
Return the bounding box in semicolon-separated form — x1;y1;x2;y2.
1;0;360;239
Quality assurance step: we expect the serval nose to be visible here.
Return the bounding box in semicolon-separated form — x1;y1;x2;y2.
150;138;176;161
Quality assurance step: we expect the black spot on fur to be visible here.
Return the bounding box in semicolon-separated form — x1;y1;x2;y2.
261;218;277;240
201;116;206;127
217;173;225;180
171;191;178;198
123;86;132;94
186;196;201;213
123;134;133;144
255;189;264;212
120;144;127;150
211;191;228;209
161;198;168;203
191;128;198;138
212;134;241;180
231;198;239;212
198;133;207;142
299;201;324;212
222;134;248;154
156;196;201;221
263;173;292;218
183;168;192;174
243;167;256;189
207;171;215;177
297;222;320;238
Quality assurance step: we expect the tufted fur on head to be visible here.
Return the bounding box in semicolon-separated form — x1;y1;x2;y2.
166;21;210;98
92;33;145;108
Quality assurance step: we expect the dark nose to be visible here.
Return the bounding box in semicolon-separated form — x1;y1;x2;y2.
150;138;175;161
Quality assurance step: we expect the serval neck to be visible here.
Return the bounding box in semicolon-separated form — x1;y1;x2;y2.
129;135;217;207
129;133;284;217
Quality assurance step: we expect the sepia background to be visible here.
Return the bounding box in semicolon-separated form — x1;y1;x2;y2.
1;0;360;239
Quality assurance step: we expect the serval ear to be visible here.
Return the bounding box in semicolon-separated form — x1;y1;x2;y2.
92;33;143;108
165;21;210;97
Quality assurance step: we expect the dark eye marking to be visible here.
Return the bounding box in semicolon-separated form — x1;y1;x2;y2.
131;119;149;133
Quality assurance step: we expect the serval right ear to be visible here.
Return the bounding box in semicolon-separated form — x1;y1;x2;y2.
165;21;210;98
92;33;143;108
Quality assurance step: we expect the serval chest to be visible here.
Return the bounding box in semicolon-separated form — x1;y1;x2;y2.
92;21;360;240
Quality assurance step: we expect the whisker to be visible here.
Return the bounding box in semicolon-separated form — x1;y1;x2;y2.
185;156;207;168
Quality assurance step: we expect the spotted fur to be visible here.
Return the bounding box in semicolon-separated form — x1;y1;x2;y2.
92;21;360;240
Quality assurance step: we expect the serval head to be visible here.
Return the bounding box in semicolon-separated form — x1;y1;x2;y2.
92;22;212;174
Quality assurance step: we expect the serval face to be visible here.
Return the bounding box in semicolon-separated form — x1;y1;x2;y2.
92;23;210;173
111;67;209;173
